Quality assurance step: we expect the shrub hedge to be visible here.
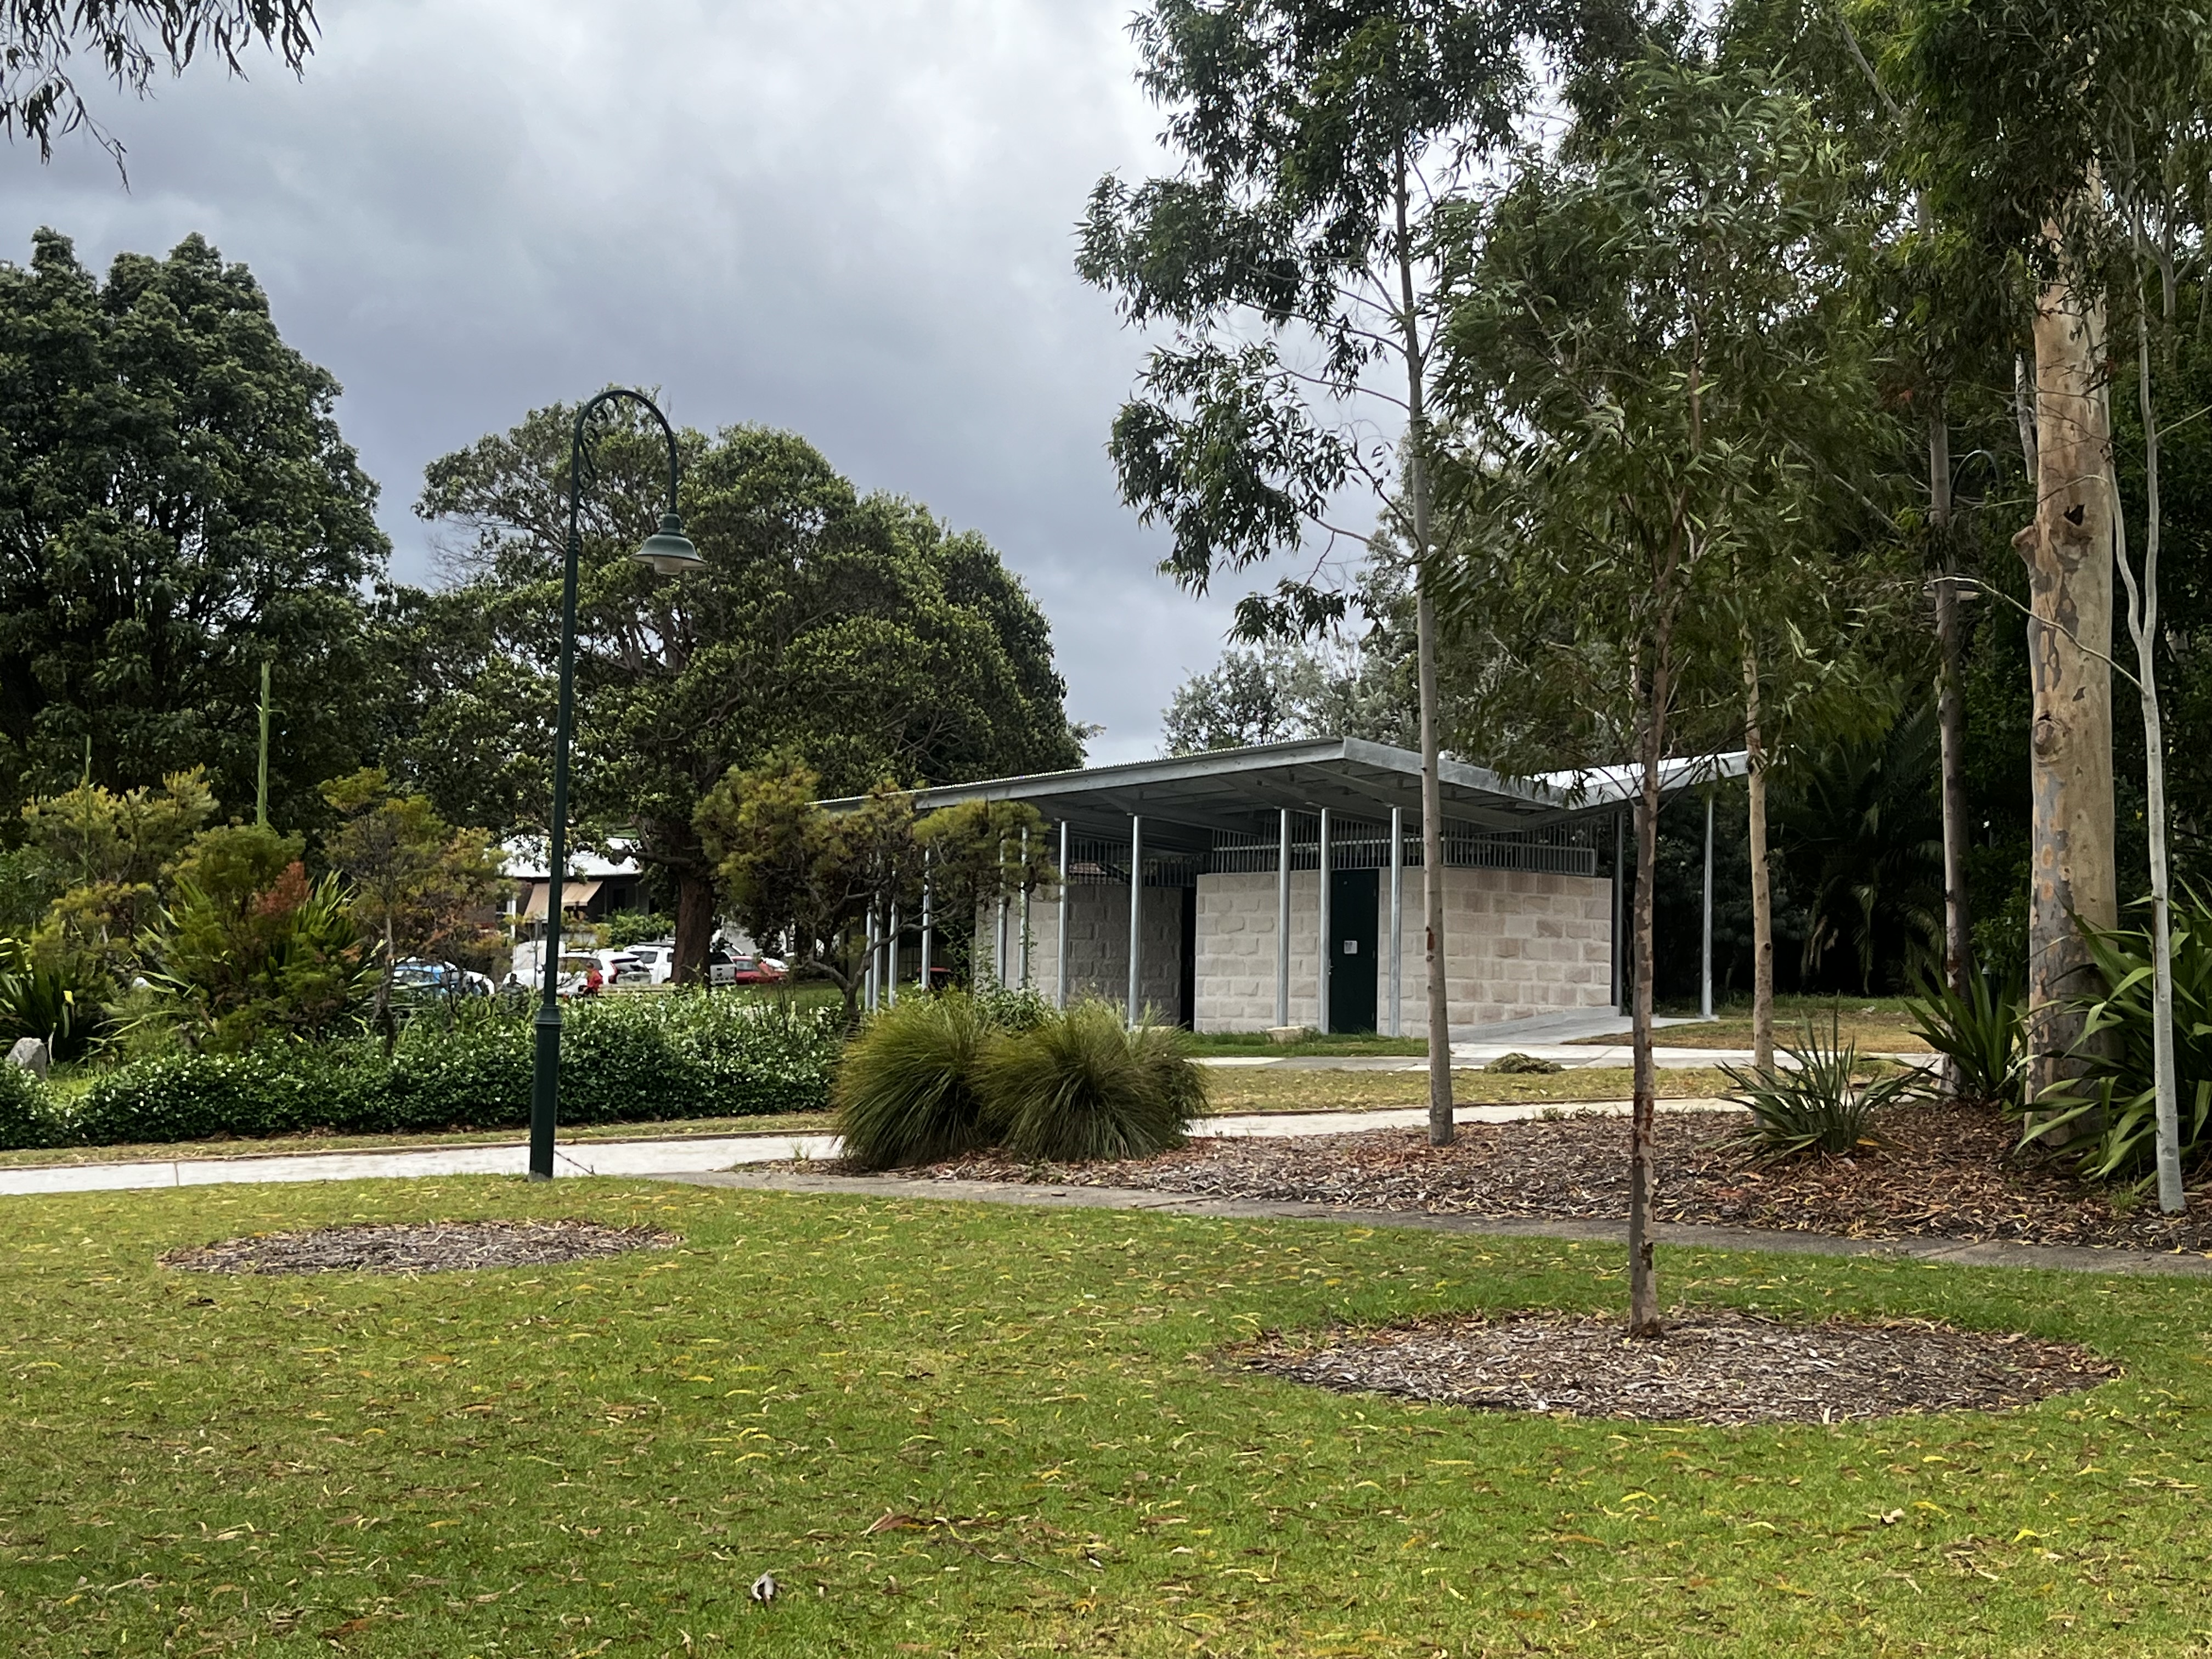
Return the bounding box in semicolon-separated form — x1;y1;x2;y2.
0;991;843;1151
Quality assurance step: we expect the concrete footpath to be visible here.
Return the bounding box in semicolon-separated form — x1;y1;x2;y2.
0;1099;1736;1199
663;1166;2212;1281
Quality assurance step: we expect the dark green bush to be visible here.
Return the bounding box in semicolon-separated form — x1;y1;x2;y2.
982;1001;1201;1162
1723;1015;1912;1159
0;1060;59;1149
2029;891;2212;1180
63;991;841;1147
1904;966;2024;1106
833;994;995;1170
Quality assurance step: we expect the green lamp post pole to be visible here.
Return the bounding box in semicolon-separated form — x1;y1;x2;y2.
529;388;703;1182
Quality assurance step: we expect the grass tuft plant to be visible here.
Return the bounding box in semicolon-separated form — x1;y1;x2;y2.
981;1000;1202;1163
833;994;997;1170
1723;1011;1912;1159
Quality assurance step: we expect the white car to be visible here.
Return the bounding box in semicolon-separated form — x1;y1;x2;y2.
621;942;679;985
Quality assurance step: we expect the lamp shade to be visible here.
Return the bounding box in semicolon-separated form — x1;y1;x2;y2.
634;512;704;577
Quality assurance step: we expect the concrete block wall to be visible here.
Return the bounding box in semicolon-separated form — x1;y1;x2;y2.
1193;866;1612;1037
1194;870;1322;1030
988;883;1184;1016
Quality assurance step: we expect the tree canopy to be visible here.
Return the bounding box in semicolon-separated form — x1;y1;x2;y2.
406;404;1081;977
0;231;391;825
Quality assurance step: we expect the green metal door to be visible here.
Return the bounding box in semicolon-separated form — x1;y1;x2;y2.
1329;867;1379;1033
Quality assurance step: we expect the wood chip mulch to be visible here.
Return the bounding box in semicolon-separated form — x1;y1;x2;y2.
1244;1307;2115;1424
160;1220;678;1276
923;1103;2212;1252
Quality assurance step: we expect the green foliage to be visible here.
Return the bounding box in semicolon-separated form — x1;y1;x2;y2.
0;232;388;821
67;991;842;1147
320;766;507;1015
0;947;105;1063
606;912;675;949
1724;1014;1913;1159
0;1058;56;1149
1770;702;1945;993
969;981;1054;1034
1905;965;2025;1107
405;405;1080;964
833;994;997;1172
2028;891;2212;1181
697;757;919;1011
144;825;365;1053
981;1002;1202;1164
18;769;216;986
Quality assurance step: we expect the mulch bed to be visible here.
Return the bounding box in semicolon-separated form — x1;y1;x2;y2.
923;1102;2212;1252
1245;1307;2115;1424
161;1220;677;1277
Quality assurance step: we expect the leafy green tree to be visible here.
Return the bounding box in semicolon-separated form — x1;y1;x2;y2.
0;231;391;822
1882;0;2212;1205
0;1;316;166
18;767;216;983
145;822;362;1053
410;405;1080;981
1077;0;1626;1144
321;768;506;1039
696;757;923;1020
1435;47;1864;1333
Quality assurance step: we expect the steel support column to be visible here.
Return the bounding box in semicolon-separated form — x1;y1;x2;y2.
1056;820;1070;1008
1387;804;1404;1037
1700;792;1715;1021
1275;808;1291;1029
1317;808;1332;1037
1127;814;1144;1023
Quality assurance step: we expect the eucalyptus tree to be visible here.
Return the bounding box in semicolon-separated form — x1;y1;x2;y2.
0;0;315;167
1434;48;1864;1333
1077;0;1627;1140
1888;0;2212;1206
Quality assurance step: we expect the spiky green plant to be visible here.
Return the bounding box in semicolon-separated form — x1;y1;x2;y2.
1723;1011;1912;1159
833;994;996;1171
980;1000;1203;1163
1904;964;2025;1106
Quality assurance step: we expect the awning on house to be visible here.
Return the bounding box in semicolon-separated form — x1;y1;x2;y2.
518;879;603;921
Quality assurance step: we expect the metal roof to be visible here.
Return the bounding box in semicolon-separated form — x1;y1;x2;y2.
825;737;1746;854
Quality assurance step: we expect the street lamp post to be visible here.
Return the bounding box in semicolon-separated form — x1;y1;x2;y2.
530;388;703;1181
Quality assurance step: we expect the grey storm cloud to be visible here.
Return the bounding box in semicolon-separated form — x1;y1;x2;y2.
0;0;1317;763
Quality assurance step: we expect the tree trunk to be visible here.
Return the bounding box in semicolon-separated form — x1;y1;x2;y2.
2019;232;2118;1112
673;870;718;985
1395;156;1453;1147
2120;282;2182;1211
1930;408;1972;1008
1627;667;1667;1340
1740;633;1773;1075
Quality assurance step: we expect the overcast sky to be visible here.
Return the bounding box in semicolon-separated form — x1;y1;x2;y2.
0;0;1330;764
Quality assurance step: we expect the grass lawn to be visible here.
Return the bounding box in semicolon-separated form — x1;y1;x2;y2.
1;1178;2200;1657
1573;996;1933;1054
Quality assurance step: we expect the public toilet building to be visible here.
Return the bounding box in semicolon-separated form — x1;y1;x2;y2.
846;737;1735;1040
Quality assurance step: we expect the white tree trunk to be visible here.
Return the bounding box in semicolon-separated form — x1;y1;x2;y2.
1740;633;1773;1075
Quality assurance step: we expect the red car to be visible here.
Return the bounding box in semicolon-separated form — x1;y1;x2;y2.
710;955;788;987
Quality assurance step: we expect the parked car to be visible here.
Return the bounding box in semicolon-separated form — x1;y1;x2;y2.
713;955;788;987
622;942;679;985
390;958;492;1005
